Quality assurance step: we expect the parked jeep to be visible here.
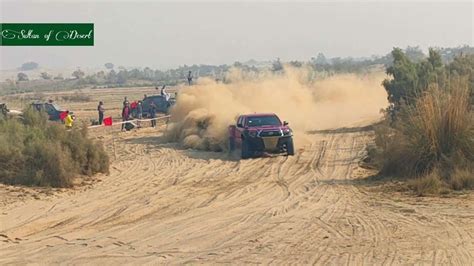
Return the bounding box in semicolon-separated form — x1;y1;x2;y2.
228;113;295;159
132;95;176;118
30;102;71;121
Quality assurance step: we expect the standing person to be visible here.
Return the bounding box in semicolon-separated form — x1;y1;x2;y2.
121;102;131;131
136;101;143;128
97;101;105;125
187;71;193;86
161;85;170;102
130;100;138;118
64;110;74;129
149;102;157;128
160;85;166;96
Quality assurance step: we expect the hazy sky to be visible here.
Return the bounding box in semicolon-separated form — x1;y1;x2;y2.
1;1;472;70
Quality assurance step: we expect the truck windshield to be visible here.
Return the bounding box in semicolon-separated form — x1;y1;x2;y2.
247;115;281;127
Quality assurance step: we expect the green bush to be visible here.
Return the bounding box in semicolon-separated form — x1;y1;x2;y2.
372;80;473;192
0;107;109;187
370;49;474;194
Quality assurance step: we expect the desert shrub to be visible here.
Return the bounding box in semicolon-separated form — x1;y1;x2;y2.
22;107;49;127
372;79;473;191
371;49;473;194
21;141;76;187
408;170;443;196
448;167;474;190
0;107;109;187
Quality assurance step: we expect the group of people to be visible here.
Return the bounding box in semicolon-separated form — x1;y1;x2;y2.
97;96;158;132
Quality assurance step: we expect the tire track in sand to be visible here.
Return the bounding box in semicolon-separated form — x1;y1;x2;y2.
0;127;472;265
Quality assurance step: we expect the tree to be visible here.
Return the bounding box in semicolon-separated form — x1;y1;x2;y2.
438;45;474;63
104;63;114;69
96;71;106;80
19;62;39;71
117;70;128;84
40;72;52;80
289;61;303;67
417;48;445;90
427;48;443;69
447;54;474;104
404;46;426;62
17;72;29;81
448;54;474;79
107;70;117;83
383;48;451;119
383;48;419;107
72;69;85;79
272;58;283;72
233;61;243;68
143;67;153;79
312;53;328;65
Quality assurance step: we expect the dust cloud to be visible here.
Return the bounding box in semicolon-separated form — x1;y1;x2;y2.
165;67;388;151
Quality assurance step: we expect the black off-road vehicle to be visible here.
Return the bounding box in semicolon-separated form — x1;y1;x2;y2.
30;102;72;121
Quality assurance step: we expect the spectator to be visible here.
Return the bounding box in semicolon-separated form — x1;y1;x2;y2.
161;85;171;102
187;71;193;85
97;101;105;125
137;101;143;128
65;110;74;129
121;102;131;131
150;102;157;128
130;101;138;117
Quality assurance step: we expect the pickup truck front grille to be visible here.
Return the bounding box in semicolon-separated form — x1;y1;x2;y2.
259;130;282;137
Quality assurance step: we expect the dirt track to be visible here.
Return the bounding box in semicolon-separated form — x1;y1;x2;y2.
1;126;473;264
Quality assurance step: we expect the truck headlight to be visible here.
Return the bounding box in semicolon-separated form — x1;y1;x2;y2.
248;131;257;137
283;129;292;136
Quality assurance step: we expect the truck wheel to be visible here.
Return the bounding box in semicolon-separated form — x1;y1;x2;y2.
229;137;235;151
287;138;295;156
241;139;252;159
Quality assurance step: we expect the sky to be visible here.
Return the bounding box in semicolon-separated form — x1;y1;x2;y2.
0;1;473;70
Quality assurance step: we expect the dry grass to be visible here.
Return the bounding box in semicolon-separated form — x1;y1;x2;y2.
372;78;473;193
449;167;474;190
0;107;109;187
408;171;443;196
61;91;92;102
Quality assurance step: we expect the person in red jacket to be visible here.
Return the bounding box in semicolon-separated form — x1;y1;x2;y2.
121;102;131;131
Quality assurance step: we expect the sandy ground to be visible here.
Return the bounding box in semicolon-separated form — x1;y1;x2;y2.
0;121;473;264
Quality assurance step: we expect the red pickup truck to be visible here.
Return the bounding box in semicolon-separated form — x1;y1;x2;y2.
228;113;295;159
